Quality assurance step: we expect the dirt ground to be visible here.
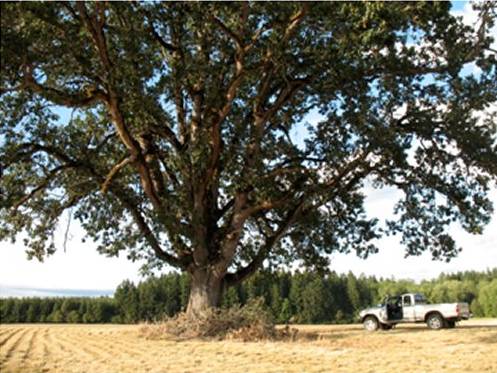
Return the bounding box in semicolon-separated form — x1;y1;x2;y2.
0;319;496;373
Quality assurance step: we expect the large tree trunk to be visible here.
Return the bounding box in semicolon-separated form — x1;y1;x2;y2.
186;268;224;318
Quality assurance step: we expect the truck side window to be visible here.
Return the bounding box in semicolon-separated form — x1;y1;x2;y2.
403;295;411;306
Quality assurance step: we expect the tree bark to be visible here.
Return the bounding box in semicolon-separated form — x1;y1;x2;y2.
186;267;224;318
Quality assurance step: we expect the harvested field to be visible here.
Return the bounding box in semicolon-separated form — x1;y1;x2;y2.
0;319;496;373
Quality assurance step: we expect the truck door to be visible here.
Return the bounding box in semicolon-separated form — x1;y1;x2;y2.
402;294;415;321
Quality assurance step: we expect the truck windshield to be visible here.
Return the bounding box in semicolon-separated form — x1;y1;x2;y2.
414;294;428;304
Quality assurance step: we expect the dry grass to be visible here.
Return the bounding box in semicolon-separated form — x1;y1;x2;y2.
0;319;496;373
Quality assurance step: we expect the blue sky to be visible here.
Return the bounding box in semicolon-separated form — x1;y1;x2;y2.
1;1;496;297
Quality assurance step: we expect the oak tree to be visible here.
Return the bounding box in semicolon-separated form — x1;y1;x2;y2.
1;2;496;316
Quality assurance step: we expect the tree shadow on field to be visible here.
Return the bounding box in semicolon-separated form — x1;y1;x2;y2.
454;324;497;330
301;332;350;341
377;323;497;334
477;333;497;345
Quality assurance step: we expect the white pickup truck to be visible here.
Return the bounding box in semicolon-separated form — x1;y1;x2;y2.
359;293;470;331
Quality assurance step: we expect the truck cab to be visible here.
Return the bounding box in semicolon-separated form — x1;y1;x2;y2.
387;293;428;322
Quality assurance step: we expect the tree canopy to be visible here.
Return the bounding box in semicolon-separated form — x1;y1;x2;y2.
1;2;496;314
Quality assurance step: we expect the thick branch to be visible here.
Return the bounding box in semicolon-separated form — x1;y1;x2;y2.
150;26;178;54
215;198;235;222
155;149;180;187
237;195;295;222
73;4;166;211
22;65;107;108
204;49;245;189
149;123;183;152
10;140;190;270
13;165;68;210
75;2;112;71
261;78;310;123
12;143;79;167
225;199;305;286
101;156;135;194
211;16;243;49
115;191;190;269
282;5;309;44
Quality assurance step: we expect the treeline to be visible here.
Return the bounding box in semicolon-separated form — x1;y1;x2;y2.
0;297;117;323
1;269;496;324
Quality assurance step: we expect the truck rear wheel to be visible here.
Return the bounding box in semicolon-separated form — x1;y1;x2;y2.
426;313;445;330
363;316;379;331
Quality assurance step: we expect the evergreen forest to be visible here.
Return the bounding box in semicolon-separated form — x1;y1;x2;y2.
1;269;496;324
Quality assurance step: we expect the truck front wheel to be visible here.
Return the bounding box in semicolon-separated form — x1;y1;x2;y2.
426;313;445;330
363;316;379;331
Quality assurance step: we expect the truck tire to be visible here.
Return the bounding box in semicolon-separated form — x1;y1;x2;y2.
363;316;379;331
426;313;445;330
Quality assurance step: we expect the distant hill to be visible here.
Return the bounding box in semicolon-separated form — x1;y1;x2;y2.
0;285;114;298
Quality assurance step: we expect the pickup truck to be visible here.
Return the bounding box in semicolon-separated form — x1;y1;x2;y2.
359;293;470;331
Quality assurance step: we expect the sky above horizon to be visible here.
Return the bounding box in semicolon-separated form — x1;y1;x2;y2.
1;1;496;296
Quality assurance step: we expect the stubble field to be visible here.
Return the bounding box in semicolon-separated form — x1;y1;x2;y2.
0;319;496;373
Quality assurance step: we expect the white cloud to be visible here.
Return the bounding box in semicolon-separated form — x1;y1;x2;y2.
330;188;497;281
0;224;146;291
452;2;480;29
451;1;497;50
